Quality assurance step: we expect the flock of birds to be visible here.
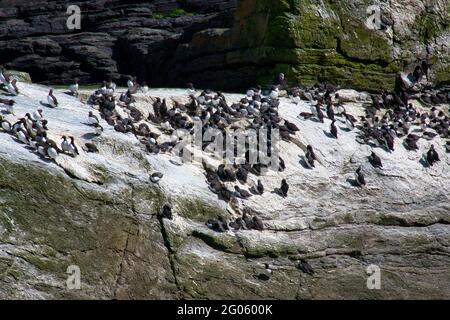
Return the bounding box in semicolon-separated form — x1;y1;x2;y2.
1;63;449;234
0;67;90;161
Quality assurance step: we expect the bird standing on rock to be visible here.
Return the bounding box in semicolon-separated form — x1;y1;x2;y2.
47;89;58;108
0;66;8;85
32;109;43;121
257;180;264;195
368;151;383;169
426;145;440;166
0;115;12;132
68;136;79;157
305;145;317;168
0;99;15;114
69;78;79;96
93;123;103;136
355;166;366;187
61;136;70;154
84;142;98;153
150;172;164;183
7;79;19;95
280;179;289;197
88;111;99;125
330;120;338;139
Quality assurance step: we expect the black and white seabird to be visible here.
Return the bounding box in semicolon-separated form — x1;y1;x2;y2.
93;123;103;136
150;172;164;183
0;66;8;86
0;115;12;132
297;259;314;276
426;144;440;166
47;89;58;108
257;180;264;195
316;105;324;123
84;142;99;153
68;136;79;157
234;186;252;199
61;136;70;154
88;111;99;125
0;99;15;114
280;179;289;197
355;166;366;187
368;151;383;169
305;145;317;168
7;79;19;95
330;120;338;139
344;113;355;131
69;78;79;96
32;109;43;121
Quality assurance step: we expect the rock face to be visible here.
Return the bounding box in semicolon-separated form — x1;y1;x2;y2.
0;0;449;91
0;81;449;299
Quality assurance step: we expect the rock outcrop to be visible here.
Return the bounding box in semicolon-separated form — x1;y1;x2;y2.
0;80;449;299
0;0;449;91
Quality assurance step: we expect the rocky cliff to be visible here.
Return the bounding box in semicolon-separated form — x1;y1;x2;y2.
0;0;449;91
0;80;449;299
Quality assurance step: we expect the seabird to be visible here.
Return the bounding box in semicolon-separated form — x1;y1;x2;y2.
426;145;440;166
0;66;8;85
326;103;335;120
404;134;419;150
140;81;149;94
93;123;103;136
84;142;99;153
330;120;338;139
61;136;71;154
305;145;317;168
69;78;79;96
32;109;43;121
1;99;15;114
344;113;355;131
280;179;289;197
127;76;136;90
316;105;324;123
234;186;252;199
7;79;19;95
269;86;279;100
252;216;264;231
16;128;28;144
46;142;59;160
47;89;58;107
186;83;196;95
257;180;264;195
297;259;314;276
88;111;99;125
355;166;366;187
0;116;12;132
68;136;79;157
150;172;164;183
368;151;383;169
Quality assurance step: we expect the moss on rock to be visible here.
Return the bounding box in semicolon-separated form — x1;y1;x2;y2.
0;157;176;299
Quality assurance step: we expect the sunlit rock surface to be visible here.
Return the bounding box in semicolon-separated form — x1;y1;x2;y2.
0;82;449;299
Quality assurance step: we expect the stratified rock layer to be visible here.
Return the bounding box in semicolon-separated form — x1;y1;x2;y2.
0;0;449;91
